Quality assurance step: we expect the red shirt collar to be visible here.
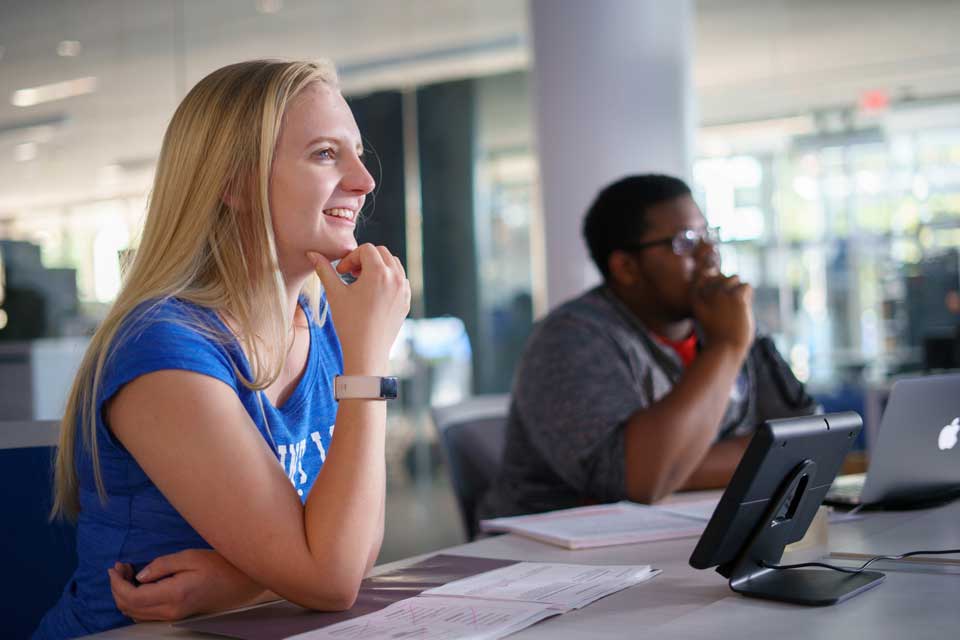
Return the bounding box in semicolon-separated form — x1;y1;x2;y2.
653;332;698;367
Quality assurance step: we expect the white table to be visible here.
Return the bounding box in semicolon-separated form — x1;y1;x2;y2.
85;499;960;639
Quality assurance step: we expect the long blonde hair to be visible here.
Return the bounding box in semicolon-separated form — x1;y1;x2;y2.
52;59;338;520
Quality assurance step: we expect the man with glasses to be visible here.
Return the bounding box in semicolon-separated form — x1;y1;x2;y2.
479;174;815;520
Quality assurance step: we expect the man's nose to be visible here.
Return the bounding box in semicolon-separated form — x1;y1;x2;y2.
695;239;720;267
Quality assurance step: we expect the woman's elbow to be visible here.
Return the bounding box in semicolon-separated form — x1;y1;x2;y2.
286;572;363;612
318;586;360;612
290;587;359;612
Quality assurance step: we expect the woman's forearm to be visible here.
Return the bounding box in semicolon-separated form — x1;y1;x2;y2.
302;399;386;603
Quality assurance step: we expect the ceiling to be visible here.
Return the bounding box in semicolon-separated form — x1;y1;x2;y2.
1;0;960;212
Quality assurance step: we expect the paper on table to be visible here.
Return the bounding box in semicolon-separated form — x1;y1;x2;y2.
658;497;864;525
174;554;520;640
480;501;707;549
421;561;660;611
654;498;721;521
285;596;558;640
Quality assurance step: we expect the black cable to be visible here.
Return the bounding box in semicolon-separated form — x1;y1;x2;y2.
761;548;960;574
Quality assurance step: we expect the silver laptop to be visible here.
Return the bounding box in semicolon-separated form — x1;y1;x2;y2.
826;373;960;508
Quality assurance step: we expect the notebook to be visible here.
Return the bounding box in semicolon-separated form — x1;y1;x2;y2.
479;500;712;549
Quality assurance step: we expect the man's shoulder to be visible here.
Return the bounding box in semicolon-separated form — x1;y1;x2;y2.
536;287;628;335
518;287;645;374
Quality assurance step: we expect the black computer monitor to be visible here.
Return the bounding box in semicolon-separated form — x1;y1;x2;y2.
689;412;884;606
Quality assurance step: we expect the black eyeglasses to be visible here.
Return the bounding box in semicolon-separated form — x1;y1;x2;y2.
619;227;721;257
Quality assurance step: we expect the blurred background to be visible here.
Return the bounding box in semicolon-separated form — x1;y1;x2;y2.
1;0;960;563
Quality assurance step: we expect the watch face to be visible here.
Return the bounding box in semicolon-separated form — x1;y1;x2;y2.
380;376;399;400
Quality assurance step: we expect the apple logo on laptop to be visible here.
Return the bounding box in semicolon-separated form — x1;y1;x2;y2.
938;418;959;451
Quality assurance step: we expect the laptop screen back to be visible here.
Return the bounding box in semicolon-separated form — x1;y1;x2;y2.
860;373;960;505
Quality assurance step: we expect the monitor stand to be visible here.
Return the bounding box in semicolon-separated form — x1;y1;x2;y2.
719;459;885;606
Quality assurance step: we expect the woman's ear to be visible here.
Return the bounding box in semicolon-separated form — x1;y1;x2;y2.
221;193;239;211
221;183;244;211
607;250;639;287
221;174;254;211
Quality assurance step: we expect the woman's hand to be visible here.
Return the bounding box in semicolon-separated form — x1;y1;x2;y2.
108;549;274;622
309;244;411;375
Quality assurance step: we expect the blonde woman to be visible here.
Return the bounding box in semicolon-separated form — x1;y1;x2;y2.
34;59;410;638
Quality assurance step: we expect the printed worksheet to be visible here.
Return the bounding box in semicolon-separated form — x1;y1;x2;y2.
421;561;660;611
286;596;558;640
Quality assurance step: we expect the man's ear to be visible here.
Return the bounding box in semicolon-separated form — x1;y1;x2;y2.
607;250;639;287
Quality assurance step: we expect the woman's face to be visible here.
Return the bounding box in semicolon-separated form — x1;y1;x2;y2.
269;82;375;278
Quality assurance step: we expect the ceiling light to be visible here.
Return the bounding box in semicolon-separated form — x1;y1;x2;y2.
57;40;82;57
14;142;38;162
11;76;97;107
256;0;283;14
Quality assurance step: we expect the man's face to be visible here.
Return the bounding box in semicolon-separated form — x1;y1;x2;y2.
625;195;719;320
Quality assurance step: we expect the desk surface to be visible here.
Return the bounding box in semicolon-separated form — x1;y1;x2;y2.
86;499;960;640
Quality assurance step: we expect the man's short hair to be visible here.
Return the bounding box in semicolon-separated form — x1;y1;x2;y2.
582;174;692;280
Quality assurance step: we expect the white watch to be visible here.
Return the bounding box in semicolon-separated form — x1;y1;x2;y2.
334;375;399;401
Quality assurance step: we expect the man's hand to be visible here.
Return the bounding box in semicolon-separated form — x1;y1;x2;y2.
692;273;755;356
108;549;274;622
625;275;755;502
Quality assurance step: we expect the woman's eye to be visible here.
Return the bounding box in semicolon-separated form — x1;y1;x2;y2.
313;148;334;160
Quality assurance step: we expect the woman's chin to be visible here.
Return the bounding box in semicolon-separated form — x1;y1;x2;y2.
313;243;357;263
334;243;358;260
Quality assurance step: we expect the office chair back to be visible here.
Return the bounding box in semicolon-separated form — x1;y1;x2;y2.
0;420;77;639
431;395;509;541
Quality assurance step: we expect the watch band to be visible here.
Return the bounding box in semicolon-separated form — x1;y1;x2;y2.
334;375;399;401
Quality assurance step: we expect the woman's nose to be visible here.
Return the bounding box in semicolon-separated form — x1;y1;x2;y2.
344;155;376;195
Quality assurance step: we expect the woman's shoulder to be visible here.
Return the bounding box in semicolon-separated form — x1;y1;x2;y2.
106;297;236;376
116;297;225;345
93;296;241;405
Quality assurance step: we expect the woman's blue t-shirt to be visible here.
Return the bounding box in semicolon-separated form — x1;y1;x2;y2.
34;296;342;639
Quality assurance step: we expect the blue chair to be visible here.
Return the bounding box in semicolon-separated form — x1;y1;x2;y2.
431;395;510;541
0;421;77;639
